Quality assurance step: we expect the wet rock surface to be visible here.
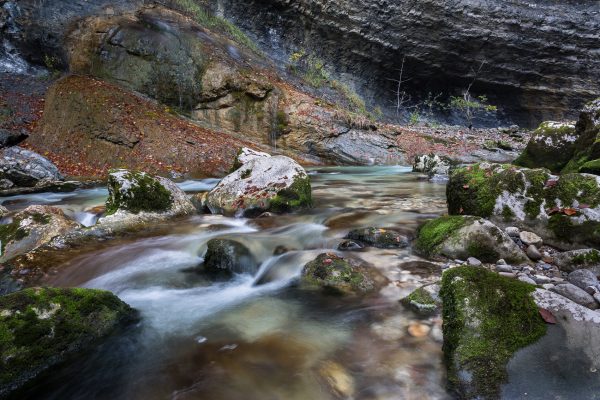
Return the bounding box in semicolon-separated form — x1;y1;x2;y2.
202;238;258;277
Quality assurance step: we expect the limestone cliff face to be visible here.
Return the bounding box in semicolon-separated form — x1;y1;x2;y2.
209;0;600;126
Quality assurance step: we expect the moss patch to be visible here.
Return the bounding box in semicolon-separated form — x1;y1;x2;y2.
0;287;136;394
548;173;600;209
579;159;600;175
105;170;173;215
440;266;546;399
301;253;379;295
401;287;438;316
414;216;472;257
269;175;313;213
514;122;576;173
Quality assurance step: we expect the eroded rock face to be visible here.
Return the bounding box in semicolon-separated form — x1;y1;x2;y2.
414;215;529;264
0;205;81;263
0;287;137;397
206;155;312;217
0;147;63;187
447;163;600;249
210;0;599;126
440;266;546;399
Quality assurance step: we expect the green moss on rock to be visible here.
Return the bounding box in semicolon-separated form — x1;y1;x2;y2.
415;216;472;257
514;121;577;173
106;170;173;215
401;287;438;316
0;287;137;396
579;159;600;175
269;176;313;213
441;266;546;399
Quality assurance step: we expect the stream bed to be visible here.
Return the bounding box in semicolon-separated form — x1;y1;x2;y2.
5;166;450;399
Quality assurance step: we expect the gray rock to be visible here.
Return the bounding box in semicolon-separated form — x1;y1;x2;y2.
207;154;312;217
412;154;455;180
345;227;409;249
202;239;258;276
526;245;542;261
0;128;28;148
533;274;552;284
568;270;599;291
496;264;513;273
505;227;520;238
337;240;364;251
520;231;543;247
554;249;600;274
0;147;63;187
551;284;598;310
541;283;555;290
497;258;508;265
467;257;482;267
499;272;516;279
518;275;536;285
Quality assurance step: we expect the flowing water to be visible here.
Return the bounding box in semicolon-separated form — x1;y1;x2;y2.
4;166;454;400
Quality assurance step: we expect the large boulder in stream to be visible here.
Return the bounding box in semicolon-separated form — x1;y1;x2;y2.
0;147;64;188
440;266;546;399
447;163;600;249
0;205;81;263
0;287;137;397
99;169;195;227
414;215;529;264
301;253;388;296
202;239;258;277
206;154;312;217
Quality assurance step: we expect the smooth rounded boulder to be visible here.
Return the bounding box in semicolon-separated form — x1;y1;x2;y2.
202;239;258;277
0;205;81;263
414;215;529;264
100;169;195;226
206;155;312;217
0;287;137;397
514;121;577;173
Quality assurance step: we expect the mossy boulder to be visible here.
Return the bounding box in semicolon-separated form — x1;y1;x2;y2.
0;205;81;263
561;98;600;175
447;163;600;248
414;215;529;264
345;227;409;249
441;266;546;399
104;169;195;217
300;253;388;296
202;239;258;277
401;285;440;316
514;121;577;173
0;287;137;397
206;154;312;217
553;249;600;274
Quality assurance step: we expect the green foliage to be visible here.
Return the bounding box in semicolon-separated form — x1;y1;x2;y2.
441;266;546;399
173;0;259;52
409;110;421;126
449;94;497;127
401;287;438;315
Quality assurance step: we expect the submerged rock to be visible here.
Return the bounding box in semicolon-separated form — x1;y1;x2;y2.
99;169;195;227
414;215;528;264
514;121;577;173
202;239;258;276
345;227;409;249
440;266;546;399
0;147;63;188
300;253;387;295
447;163;600;248
0;287;137;397
0;205;81;263
206;155;312;217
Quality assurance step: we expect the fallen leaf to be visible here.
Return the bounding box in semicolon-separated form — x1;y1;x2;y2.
539;308;556;324
563;208;577;216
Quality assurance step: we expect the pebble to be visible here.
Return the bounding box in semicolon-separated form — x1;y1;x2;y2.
551;283;599;309
526;245;542;261
542;283;555;290
499;272;516;278
505;227;520;237
518;275;537;285
467;257;482;267
519;231;543;247
407;322;431;338
522;266;534;275
533;274;552;284
496;264;513;273
496;258;507;265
